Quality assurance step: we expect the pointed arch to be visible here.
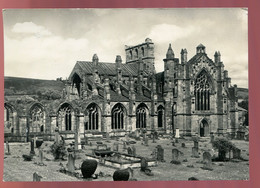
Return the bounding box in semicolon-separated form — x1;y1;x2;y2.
136;103;149;129
84;103;101;131
199;118;210;137
157;105;164;128
71;73;82;96
111;103;127;130
4;103;16;134
57;102;74;131
29;103;45;133
194;69;213;111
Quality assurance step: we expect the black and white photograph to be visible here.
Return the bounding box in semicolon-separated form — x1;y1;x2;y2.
3;8;248;181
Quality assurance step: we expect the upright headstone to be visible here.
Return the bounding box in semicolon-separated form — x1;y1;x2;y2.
171;149;181;164
232;147;241;159
6;141;10;155
144;137;149;146
152;133;156;143
135;130;140;140
113;142;119;152
192;147;199;158
156;145;164;162
67;153;75;173
30;139;35;155
175;128;180;138
33;172;42;181
202;152;213;170
54;127;60;144
140;157;148;172
132;146;136;156
39;149;44;165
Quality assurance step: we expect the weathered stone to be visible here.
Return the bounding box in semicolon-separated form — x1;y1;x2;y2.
194;141;199;148
81;159;98;178
39;149;44;164
156;145;164;162
202;152;213;170
232;147;241;159
171;148;181;164
30;139;35;155
113;169;130;181
192;147;200;158
33;172;42;181
67;153;75;172
140;157;148;172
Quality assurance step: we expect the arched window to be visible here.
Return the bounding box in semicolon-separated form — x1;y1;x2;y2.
111;103;125;130
4;104;14;134
130;50;133;60
141;47;145;57
58;103;73;131
194;70;211;111
135;49;138;59
136;103;148;129
157;106;164;128
72;73;82;96
30;104;44;133
84;103;99;131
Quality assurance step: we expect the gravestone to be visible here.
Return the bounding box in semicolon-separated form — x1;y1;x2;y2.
192;147;199;158
67;153;75;172
54;127;60;144
156;145;164;162
6;141;10;155
152;133;156;143
39;149;44;165
175;128;180;138
151;148;157;159
30;139;35;155
194;141;199;148
33;172;42;181
232;147;241;159
135;130;140;139
113;143;119;152
140;157;148;172
132;146;136;156
144;137;149;146
171;149;181;164
127;147;133;155
202;152;213;170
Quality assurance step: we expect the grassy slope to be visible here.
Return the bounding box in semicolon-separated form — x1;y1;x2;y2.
4;76;65;95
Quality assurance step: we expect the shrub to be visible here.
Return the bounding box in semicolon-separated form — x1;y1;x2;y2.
50;141;67;160
212;138;235;161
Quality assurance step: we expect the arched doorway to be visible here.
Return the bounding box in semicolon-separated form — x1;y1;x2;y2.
200;119;209;137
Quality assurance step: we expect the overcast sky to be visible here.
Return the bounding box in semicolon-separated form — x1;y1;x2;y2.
3;8;248;88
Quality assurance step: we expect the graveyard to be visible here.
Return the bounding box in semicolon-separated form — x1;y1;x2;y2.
3;131;249;181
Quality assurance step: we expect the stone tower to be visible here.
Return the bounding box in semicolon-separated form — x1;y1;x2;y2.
125;38;155;74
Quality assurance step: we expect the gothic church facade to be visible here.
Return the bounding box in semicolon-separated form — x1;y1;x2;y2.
4;38;240;141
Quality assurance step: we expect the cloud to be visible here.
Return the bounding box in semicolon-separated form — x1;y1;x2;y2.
5;23;90;80
148;24;197;43
11;22;52;36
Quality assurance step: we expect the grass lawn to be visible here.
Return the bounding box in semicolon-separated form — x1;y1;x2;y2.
3;136;249;182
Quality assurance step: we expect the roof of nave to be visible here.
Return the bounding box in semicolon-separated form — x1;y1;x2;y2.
76;61;149;77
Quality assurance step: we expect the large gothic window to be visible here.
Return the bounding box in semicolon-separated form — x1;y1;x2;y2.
84;103;99;131
111;103;125;130
157;106;164;128
4;104;14;134
58;103;73;131
136;103;148;129
194;71;211;111
30;104;44;133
